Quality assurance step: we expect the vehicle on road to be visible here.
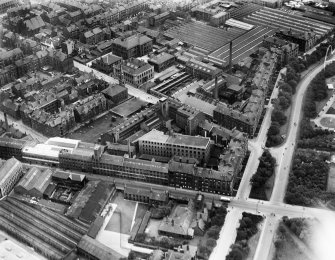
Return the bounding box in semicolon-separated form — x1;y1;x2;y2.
220;196;231;203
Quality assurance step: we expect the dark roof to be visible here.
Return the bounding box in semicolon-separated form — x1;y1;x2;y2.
79;182;115;223
87;215;104;239
102;84;127;98
43;183;57;197
78;235;122;260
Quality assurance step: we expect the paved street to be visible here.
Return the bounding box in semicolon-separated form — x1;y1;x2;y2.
0;111;47;142
73;61;159;104
212;56;335;260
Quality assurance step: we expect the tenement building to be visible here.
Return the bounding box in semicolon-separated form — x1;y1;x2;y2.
0;136;246;195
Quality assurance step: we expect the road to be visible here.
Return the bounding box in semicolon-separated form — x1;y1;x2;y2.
254;57;335;260
73;61;159;104
0;111;47;142
211;56;335;260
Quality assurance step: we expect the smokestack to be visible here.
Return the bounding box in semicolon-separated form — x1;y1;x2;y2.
4;113;9;132
229;41;233;74
214;76;218;100
127;139;132;157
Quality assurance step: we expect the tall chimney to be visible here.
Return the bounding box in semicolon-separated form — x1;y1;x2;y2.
4;113;9;132
229;41;233;74
127;139;132;157
214;76;218;100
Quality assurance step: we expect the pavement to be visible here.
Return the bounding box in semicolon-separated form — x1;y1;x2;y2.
73;61;159;104
211;56;335;260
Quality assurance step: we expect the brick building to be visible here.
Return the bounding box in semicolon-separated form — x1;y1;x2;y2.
136;129;212;163
114;58;154;87
112;34;153;59
148;52;175;72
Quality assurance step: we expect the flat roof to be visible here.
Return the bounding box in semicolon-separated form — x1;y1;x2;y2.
137;129;210;149
148;52;174;65
111;98;147;118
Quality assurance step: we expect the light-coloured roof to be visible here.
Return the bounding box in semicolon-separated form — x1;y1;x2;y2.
137;129;210;149
0;158;22;188
225;18;254;31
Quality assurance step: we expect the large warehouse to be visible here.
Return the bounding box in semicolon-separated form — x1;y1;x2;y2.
243;7;334;38
207;25;275;67
164;21;246;53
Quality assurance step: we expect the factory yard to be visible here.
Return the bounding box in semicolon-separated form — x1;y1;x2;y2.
105;192;148;235
165;21;246;52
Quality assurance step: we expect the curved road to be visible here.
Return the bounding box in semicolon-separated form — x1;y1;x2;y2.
211;56;335;260
254;57;335;260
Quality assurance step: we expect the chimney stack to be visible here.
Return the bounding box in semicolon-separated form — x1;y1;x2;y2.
229;41;233;74
214;76;218;100
127;139;132;157
4;113;9;132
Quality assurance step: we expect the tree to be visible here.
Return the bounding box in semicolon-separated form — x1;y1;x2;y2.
288;79;298;94
207;225;221;239
226;248;243;260
272;109;287;125
268;122;280;136
279;96;290;110
236;230;248;241
128;251;136;260
206;238;217;248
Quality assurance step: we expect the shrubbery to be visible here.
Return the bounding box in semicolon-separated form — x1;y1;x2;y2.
285;149;334;206
250;151;276;200
226;213;263;260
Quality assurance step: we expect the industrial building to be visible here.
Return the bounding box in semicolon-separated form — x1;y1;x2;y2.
165;21;246;53
14;167;52;198
0;158;23;198
148;52;175;72
243;7;334;39
136;129;212;163
207;26;275;67
0;0;18;14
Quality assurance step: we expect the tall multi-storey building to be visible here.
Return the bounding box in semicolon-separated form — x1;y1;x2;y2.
114;58;154;87
276;29;317;52
112;34;153;60
0;136;246;195
0;0;18;14
136;129;212;163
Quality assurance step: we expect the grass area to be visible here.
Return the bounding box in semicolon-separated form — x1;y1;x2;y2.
326;106;335;115
273;237;308;260
327;166;335;192
279;101;293;138
265;173;275;200
319;117;335;128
